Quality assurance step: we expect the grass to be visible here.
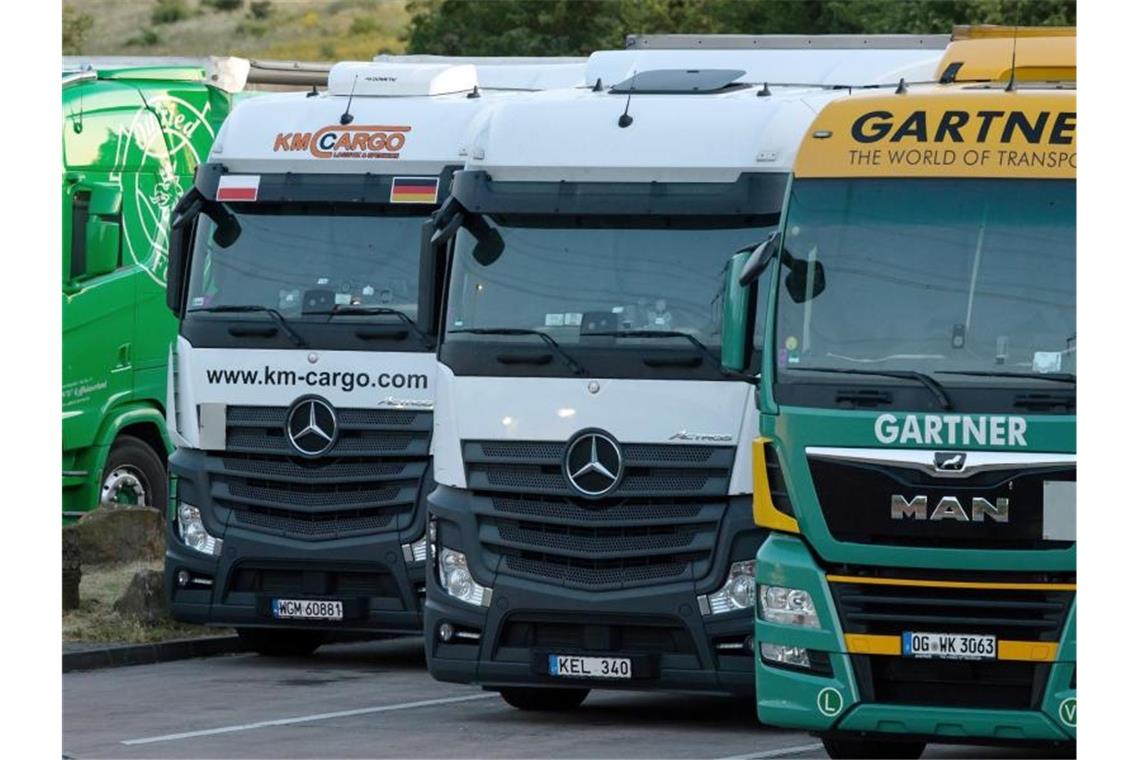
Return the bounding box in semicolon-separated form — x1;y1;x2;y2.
63;560;229;644
66;0;409;61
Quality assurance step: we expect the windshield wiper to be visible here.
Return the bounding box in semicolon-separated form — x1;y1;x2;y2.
937;370;1076;384
305;305;432;347
584;329;756;384
187;305;306;347
449;328;586;376
786;366;953;410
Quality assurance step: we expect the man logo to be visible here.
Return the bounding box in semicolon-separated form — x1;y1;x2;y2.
890;495;1010;523
286;396;338;457
934;451;967;472
564;430;623;498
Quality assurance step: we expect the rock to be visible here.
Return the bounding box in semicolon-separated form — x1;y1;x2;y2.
113;569;168;624
62;525;82;611
77;506;164;566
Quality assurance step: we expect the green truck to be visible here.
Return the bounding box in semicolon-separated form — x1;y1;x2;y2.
61;63;237;518
726;30;1076;759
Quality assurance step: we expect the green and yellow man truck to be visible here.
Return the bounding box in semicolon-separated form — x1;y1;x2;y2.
62;63;239;518
729;29;1076;758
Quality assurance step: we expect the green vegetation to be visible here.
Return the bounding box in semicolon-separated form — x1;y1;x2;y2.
65;0;408;60
403;0;1077;56
152;0;191;26
62;5;95;54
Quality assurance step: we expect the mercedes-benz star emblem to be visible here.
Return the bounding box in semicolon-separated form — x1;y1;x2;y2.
286;396;338;457
564;430;623;498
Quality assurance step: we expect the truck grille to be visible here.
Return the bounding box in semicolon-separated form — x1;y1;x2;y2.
210;405;431;540
829;577;1074;642
462;439;733;589
850;655;1050;711
807;455;1075;550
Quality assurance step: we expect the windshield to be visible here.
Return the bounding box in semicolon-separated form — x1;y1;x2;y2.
773;178;1075;388
186;202;425;320
445;214;775;354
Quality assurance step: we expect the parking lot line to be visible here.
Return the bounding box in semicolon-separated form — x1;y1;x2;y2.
121;692;499;746
714;742;824;760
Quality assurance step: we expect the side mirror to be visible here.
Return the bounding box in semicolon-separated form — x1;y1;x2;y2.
738;231;781;287
784;257;826;304
720;250;756;373
166;190;203;315
464;213;504;266
417;217;445;337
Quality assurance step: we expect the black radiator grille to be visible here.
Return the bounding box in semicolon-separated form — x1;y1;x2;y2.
497;613;697;655
850;655;1050;711
209;405;431;540
462;439;734;589
830;578;1073;643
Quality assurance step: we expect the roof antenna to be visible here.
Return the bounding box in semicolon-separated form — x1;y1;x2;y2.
340;75;359;125
756;82;770;97
592;77;603;92
618;70;636;128
306;84;318;98
895;77;907;95
1005;4;1022;92
467;84;481;99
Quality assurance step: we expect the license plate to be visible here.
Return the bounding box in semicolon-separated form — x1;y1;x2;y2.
548;654;632;679
271;598;343;621
903;631;996;660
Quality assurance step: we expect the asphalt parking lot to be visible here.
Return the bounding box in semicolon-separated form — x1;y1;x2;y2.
63;637;1070;759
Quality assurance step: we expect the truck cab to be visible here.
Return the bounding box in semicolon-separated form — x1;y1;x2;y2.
162;60;584;656
421;38;949;710
739;28;1076;758
62;65;235;518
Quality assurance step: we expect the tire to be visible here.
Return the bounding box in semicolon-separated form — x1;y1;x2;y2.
821;737;926;759
498;687;589;711
100;435;166;509
237;628;328;657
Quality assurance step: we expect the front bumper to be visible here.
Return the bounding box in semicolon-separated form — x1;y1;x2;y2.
754;533;1076;745
425;485;762;697
165;452;426;634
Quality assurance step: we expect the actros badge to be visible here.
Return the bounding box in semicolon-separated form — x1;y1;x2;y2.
286;396;338;457
564;430;624;498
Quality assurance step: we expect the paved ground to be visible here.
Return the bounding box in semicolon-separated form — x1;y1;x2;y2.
64;638;1070;759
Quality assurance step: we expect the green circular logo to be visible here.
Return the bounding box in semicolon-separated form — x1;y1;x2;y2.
1059;697;1076;728
817;687;844;717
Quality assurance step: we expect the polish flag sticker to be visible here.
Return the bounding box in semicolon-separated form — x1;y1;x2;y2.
216;175;260;202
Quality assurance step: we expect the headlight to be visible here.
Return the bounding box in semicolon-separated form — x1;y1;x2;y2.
402;535;428;563
698;560;756;615
760;642;812;669
760;584;820;628
177;503;223;556
438;546;492;607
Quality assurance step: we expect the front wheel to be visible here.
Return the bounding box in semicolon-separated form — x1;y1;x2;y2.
237;628;327;657
821;738;926;759
100;435;166;509
498;687;589;711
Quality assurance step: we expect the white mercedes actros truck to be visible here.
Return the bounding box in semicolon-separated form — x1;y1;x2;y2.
162;59;584;656
421;37;948;708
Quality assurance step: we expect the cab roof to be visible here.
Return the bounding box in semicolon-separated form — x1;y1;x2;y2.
936;26;1075;84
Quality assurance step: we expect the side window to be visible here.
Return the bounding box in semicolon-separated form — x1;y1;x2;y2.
70;191;91;280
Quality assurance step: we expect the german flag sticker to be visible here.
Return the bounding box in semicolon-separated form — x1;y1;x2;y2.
390;176;439;204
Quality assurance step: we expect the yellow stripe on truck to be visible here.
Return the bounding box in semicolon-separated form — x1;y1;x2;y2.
793;88;1076;180
845;634;1060;662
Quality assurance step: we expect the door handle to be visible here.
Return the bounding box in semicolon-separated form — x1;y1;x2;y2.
117;343;131;368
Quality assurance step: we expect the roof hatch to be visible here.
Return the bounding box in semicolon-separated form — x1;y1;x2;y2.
609;68;746;94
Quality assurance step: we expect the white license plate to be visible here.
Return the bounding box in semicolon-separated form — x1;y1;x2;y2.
271;598;343;621
548;654;632;679
903;631;996;660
